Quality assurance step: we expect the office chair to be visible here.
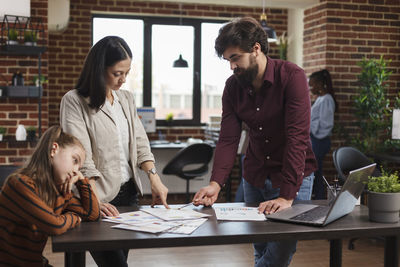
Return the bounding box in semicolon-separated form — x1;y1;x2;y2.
332;146;381;185
163;143;213;203
332;146;381;250
0;165;19;190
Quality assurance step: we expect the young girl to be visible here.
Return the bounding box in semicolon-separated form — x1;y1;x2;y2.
0;125;100;267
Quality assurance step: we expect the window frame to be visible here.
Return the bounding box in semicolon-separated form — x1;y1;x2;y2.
92;14;227;126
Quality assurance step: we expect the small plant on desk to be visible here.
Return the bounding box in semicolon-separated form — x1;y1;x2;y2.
367;170;400;223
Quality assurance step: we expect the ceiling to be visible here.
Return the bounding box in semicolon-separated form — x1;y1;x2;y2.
144;0;319;9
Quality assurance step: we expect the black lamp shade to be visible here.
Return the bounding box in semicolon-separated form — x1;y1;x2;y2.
173;54;188;68
260;13;277;42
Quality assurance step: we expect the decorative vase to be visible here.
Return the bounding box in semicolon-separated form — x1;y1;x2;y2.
368;191;400;223
16;124;27;141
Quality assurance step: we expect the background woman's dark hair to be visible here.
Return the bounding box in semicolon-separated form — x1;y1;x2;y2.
215;17;269;58
75;36;132;109
310;69;338;112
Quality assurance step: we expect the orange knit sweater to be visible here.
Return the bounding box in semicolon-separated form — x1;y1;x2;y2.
0;174;100;267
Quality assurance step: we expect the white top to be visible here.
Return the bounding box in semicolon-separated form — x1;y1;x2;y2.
310;93;335;139
104;91;133;184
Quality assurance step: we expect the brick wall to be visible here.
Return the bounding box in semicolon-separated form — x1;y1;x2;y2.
303;0;400;180
0;0;48;165
47;0;286;126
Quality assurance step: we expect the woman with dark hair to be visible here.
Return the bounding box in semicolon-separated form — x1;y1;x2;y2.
60;36;169;267
309;69;337;199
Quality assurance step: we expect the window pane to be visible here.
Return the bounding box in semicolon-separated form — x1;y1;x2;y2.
93;18;144;107
152;25;194;120
201;23;231;123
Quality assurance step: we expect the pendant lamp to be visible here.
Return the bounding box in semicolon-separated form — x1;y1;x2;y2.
260;0;277;43
173;4;188;68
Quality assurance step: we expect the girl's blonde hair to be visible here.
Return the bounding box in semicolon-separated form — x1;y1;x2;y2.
9;126;85;207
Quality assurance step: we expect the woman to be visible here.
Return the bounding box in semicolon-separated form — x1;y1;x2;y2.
309;69;337;200
60;36;169;267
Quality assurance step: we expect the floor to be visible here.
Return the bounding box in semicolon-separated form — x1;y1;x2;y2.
44;237;388;266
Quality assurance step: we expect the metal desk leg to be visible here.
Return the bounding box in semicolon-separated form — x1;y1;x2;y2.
330;239;342;267
384;236;399;267
65;251;85;267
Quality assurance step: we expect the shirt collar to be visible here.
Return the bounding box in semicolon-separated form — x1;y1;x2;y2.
263;56;274;87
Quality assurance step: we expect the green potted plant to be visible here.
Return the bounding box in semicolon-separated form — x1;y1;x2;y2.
367;170;400;223
32;75;48;87
352;56;392;154
165;112;174;126
277;31;288;61
7;28;19;45
26;126;37;141
24;30;38;46
0;127;6;141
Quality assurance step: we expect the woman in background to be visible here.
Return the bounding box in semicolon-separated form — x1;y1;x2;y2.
60;36;169;267
0;126;99;267
309;69;337;199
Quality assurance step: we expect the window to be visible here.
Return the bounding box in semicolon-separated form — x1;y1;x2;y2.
92;15;230;126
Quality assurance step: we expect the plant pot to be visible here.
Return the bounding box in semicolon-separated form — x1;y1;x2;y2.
24;42;37;46
27;130;36;141
368;191;400;223
6;40;19;45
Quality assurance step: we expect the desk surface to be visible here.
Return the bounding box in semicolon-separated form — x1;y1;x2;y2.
52;203;400;253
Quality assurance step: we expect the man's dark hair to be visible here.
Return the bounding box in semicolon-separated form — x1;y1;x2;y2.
215;17;269;58
75;36;132;109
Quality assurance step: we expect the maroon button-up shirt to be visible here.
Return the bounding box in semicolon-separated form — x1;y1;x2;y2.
211;57;317;200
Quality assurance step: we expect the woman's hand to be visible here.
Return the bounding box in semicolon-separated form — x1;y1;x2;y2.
99;202;120;217
59;171;85;196
149;174;169;209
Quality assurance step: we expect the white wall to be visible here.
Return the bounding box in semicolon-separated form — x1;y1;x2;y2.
0;0;30;18
287;8;304;67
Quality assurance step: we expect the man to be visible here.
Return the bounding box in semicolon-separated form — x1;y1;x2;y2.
193;17;317;267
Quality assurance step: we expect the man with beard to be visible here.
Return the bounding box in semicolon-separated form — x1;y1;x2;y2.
193;17;317;267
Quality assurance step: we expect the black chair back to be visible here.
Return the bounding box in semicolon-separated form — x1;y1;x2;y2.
163;143;213;202
332;146;381;184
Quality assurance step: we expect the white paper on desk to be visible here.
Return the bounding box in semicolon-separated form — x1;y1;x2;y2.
112;220;182;234
214;207;266;221
166;218;207;235
103;211;159;225
141;207;211;221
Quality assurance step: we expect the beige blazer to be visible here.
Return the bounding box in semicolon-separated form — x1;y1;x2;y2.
60;89;154;202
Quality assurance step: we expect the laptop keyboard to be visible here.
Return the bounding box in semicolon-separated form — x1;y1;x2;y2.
290;206;330;222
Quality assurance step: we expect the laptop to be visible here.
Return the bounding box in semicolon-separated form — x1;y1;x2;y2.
265;163;376;226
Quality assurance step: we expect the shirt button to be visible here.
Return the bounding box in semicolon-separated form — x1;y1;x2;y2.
259;126;263;131
256;107;260;111
266;156;270;160
265;139;269;143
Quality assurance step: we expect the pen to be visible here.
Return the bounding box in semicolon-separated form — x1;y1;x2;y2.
322;176;336;196
177;202;193;210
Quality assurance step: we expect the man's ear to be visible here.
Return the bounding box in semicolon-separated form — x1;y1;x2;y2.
253;42;261;56
50;142;59;158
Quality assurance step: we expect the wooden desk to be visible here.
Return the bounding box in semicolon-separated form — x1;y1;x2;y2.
52;203;399;267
